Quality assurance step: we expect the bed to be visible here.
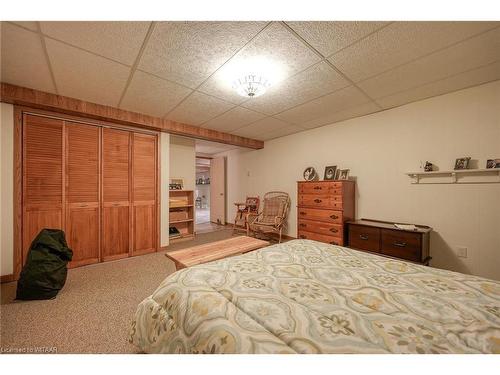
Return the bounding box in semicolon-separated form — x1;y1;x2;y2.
129;239;500;353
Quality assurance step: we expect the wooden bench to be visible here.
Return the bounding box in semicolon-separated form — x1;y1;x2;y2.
165;236;270;270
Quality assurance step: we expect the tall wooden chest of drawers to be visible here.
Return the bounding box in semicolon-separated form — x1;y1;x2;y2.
297;181;355;246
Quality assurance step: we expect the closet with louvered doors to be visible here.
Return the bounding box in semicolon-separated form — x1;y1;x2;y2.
131;133;157;256
22;114;65;263
20;112;159;270
101;127;132;262
65;122;100;268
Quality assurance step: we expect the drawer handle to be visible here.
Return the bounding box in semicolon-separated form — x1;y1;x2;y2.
313;186;322;190
299;235;307;239
79;204;88;207
314;199;322;203
329;241;339;245
299;223;306;228
359;234;369;240
329;228;338;233
300;211;307;215
330;214;338;220
113;203;120;206
393;241;407;248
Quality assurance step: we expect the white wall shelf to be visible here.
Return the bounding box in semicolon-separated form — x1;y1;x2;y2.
406;169;500;184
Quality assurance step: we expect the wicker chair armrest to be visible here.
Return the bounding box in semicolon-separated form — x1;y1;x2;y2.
247;212;261;225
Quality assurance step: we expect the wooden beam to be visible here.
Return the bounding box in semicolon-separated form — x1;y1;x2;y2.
1;82;264;150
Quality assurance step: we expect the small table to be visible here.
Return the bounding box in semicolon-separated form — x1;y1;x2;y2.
165;236;270;270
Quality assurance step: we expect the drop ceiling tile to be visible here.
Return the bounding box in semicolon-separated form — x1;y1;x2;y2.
138;21;266;88
120;70;192;117
287;21;390;57
260;124;304;141
0;23;55;92
358;27;500;99
232;117;291;139
330;21;500;82
10;21;39;31
275;85;371;125
45;38;130;106
166;91;234;125
241;61;350;115
202;106;266;132
301;102;381;129
40;21;150;66
198;22;322;104
376;61;500;109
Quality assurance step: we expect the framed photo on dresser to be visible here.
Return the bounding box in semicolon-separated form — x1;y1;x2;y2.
323;166;337;180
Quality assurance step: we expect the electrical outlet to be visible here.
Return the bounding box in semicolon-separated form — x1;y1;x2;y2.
457;246;468;258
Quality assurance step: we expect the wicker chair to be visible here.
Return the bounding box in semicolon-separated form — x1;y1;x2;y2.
247;191;291;243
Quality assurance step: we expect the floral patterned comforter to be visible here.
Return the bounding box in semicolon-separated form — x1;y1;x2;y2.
129;239;500;353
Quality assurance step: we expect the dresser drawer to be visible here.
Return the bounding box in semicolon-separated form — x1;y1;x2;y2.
331;188;343;195
299;182;343;194
299;194;330;207
299;183;329;194
298;230;343;246
298;219;343;237
298;208;342;224
381;229;421;262
348;225;381;252
299;195;344;209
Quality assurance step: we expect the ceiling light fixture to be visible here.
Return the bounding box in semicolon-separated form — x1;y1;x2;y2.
223;56;285;98
232;74;270;98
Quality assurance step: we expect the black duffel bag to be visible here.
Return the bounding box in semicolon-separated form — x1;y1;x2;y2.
16;229;73;300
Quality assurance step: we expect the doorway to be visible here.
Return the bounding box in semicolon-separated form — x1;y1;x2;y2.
195;156;226;233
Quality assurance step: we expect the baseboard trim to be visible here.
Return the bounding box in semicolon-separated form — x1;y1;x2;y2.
1;274;16;283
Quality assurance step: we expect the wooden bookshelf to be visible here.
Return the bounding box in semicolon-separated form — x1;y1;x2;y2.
169;190;195;243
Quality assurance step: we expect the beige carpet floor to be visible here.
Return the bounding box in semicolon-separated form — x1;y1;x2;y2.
0;229;236;354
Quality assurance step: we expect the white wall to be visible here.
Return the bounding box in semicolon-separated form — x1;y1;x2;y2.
160;132;170;247
226;81;500;280
169;136;196;191
0;103;14;276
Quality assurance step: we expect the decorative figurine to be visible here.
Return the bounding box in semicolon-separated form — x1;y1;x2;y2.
424;161;433;172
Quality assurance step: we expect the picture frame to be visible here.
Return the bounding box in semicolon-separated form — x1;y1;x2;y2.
303;167;318;181
169;177;184;190
338;169;350;180
486;159;500;169
323;165;337;180
454;157;471;170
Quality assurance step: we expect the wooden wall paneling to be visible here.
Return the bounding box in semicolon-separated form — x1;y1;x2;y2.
65;122;100;267
2;83;264;149
131;133;157;255
101;128;131;261
22;114;64;262
13;107;23;279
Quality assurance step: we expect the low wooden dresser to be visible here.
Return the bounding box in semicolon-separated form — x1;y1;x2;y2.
297;181;355;246
347;219;432;265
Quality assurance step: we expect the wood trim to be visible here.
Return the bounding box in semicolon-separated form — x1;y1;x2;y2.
1;274;15;283
1;83;264;149
129;131;134;257
156;133;161;252
13;107;23;280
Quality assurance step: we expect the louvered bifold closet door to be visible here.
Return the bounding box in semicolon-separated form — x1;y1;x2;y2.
102;128;131;261
22;114;64;263
131;133;157;255
65;122;100;268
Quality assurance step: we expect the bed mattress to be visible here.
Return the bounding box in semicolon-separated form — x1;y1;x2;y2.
129;239;500;353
